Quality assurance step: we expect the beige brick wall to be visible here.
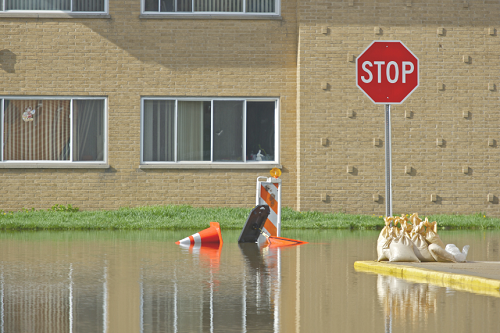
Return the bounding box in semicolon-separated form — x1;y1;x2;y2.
0;0;298;211
297;0;500;216
2;0;500;217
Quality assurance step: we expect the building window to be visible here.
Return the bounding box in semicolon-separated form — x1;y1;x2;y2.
0;97;106;164
0;0;106;12
143;0;277;14
141;98;278;166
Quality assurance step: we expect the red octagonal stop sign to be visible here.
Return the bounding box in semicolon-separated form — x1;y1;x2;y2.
356;41;419;104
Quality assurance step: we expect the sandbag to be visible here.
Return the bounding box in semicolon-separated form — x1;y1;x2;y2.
428;243;456;263
410;218;425;237
411;233;435;262
400;219;413;235
409;213;423;229
424;219;446;249
389;233;421;262
377;218;394;261
445;244;470;263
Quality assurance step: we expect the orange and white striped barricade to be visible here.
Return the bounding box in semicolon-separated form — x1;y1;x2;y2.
256;176;281;238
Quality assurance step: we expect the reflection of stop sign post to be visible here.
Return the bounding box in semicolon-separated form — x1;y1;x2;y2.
356;41;419;218
356;41;419;104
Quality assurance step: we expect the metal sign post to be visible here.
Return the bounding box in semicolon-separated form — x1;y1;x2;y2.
356;41;419;218
384;104;392;218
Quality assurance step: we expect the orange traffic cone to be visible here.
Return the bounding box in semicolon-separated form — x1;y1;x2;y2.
175;222;223;246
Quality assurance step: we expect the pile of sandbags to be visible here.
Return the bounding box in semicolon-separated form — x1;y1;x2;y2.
377;213;470;263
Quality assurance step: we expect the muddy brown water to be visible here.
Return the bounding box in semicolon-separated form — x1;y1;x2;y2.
0;229;498;333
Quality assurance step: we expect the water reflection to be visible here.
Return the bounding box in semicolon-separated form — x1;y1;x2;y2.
140;242;283;333
377;274;439;332
0;230;498;333
0;262;108;333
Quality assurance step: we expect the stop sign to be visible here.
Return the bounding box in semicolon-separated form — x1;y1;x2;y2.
356;41;419;104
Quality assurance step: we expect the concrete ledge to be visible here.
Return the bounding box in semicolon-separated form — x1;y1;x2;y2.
354;261;500;296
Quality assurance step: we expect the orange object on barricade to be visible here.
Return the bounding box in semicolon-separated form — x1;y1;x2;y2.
264;235;308;248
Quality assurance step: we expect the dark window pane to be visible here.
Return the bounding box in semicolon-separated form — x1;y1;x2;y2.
176;0;191;12
160;0;174;11
73;0;105;11
246;0;274;12
246;101;275;162
145;0;159;11
213;101;243;162
73;100;105;162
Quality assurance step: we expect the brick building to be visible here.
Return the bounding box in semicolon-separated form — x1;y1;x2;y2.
1;0;499;216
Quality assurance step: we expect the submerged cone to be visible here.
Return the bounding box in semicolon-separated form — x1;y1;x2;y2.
175;222;223;246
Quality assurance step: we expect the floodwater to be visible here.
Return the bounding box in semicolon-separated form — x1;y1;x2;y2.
0;229;499;333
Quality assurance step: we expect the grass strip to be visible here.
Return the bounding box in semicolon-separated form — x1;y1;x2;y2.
0;205;499;231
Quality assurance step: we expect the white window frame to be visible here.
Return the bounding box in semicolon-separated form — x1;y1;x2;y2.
140;97;280;169
0;0;109;17
0;96;108;169
140;0;280;19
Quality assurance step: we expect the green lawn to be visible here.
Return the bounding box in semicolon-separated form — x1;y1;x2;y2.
0;205;499;231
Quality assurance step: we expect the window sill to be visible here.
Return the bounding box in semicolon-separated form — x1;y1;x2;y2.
0;12;110;19
139;163;281;169
139;13;281;20
0;162;110;169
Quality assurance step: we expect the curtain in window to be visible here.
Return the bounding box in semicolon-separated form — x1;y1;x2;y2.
72;0;105;11
5;0;71;10
193;0;242;12
3;100;71;161
4;0;104;11
149;0;273;12
246;0;274;12
73;100;104;161
177;101;204;161
143;100;175;162
213;101;243;162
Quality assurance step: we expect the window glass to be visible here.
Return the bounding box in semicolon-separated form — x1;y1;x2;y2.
177;101;210;161
144;0;158;11
141;98;277;164
2;0;105;11
6;0;70;10
193;0;242;12
1;98;105;163
73;0;105;11
246;101;275;162
176;0;191;11
246;0;274;12
144;0;272;13
73;99;105;161
213;100;243;162
3;99;71;161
